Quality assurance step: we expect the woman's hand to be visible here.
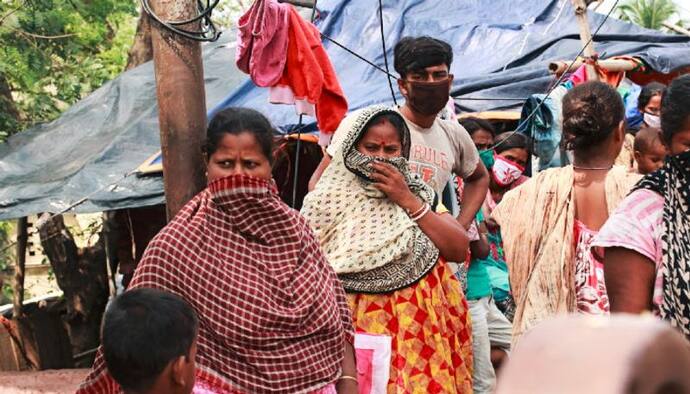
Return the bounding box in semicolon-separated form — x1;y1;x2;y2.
335;379;358;394
485;217;500;232
369;161;419;211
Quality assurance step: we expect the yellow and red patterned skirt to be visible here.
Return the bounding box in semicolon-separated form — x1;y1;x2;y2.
347;260;473;393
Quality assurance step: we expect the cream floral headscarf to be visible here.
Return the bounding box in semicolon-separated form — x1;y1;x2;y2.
301;105;438;293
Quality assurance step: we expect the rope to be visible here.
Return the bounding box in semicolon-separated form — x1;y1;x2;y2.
489;0;621;152
378;0;398;106
320;32;399;79
289;0;319;209
140;0;220;42
291;114;304;208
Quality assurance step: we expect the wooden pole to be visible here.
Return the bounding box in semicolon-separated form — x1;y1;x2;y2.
12;217;28;319
662;22;690;38
549;58;639;75
149;0;207;220
571;0;599;81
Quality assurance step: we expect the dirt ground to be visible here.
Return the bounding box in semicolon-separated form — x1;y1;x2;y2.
0;369;89;393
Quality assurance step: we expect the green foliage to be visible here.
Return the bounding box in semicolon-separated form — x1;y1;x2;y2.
0;220;12;271
618;0;678;30
0;0;139;142
0;220;13;303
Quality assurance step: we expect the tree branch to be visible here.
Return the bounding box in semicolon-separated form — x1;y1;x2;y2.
14;29;76;40
0;4;23;26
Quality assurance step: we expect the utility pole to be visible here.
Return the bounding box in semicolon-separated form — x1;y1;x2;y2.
571;0;599;81
149;0;207;220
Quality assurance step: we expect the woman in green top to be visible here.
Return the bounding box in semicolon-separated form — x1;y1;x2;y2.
460;119;530;394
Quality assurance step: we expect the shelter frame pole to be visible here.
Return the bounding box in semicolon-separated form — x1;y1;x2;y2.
571;0;599;81
12;217;28;319
662;22;690;38
291;115;303;208
149;0;208;220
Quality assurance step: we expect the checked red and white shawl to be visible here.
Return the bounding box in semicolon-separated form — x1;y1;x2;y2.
78;175;354;394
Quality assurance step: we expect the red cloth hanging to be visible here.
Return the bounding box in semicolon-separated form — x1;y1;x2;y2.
235;0;290;87
269;6;348;139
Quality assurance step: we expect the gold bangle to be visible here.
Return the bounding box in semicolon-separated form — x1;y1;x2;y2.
338;375;358;383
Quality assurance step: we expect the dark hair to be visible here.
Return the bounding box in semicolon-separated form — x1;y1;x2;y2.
660;75;690;144
562;81;625;151
459;117;496;137
206;107;275;164
102;288;198;392
633;126;663;153
637;82;666;111
357;111;411;157
494;132;531;155
394;36;453;78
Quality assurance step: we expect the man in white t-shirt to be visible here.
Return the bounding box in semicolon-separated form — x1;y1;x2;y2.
308;36;489;229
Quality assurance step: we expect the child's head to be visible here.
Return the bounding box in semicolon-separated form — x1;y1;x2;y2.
102;288;198;394
634;127;667;174
356;111;409;159
205;107;275;182
460;117;496;151
494;132;531;169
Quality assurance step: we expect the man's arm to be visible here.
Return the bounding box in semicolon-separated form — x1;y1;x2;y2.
308;154;332;191
457;161;489;229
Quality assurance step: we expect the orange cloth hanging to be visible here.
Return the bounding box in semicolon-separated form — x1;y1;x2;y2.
269;6;348;139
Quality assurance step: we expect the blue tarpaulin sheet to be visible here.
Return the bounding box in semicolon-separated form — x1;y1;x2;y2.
1;0;689;219
216;0;690;122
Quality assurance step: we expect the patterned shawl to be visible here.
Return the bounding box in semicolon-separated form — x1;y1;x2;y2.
492;166;640;342
301;105;438;294
633;150;690;338
78;175;354;394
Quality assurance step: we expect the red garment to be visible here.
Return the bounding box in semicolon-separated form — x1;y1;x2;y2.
269;6;348;136
235;0;290;87
77;175;354;394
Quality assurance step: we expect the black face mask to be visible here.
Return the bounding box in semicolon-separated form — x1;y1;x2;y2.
404;78;452;116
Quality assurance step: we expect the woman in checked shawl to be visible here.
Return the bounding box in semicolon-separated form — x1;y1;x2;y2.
302;105;473;393
78;108;357;394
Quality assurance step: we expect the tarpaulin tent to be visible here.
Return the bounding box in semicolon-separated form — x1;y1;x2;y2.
216;0;690;121
2;0;690;220
0;35;243;220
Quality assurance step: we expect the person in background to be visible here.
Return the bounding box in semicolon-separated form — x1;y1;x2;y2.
309;36;489;230
79;108;357;394
465;131;530;393
595;75;690;339
101;288;198;394
492;81;640;343
618;83;666;170
633;126;667;175
637;82;665;129
302;106;473;393
461;117;496;151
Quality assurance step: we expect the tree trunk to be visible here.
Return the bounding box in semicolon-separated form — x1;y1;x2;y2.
125;11;154;70
0;73;20;122
37;214;109;365
0;72;21;140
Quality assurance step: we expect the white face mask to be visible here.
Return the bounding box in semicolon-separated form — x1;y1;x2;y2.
644;112;661;129
491;155;525;187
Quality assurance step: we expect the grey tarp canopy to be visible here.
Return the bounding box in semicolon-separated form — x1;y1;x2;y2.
2;0;690;220
0;35;244;220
